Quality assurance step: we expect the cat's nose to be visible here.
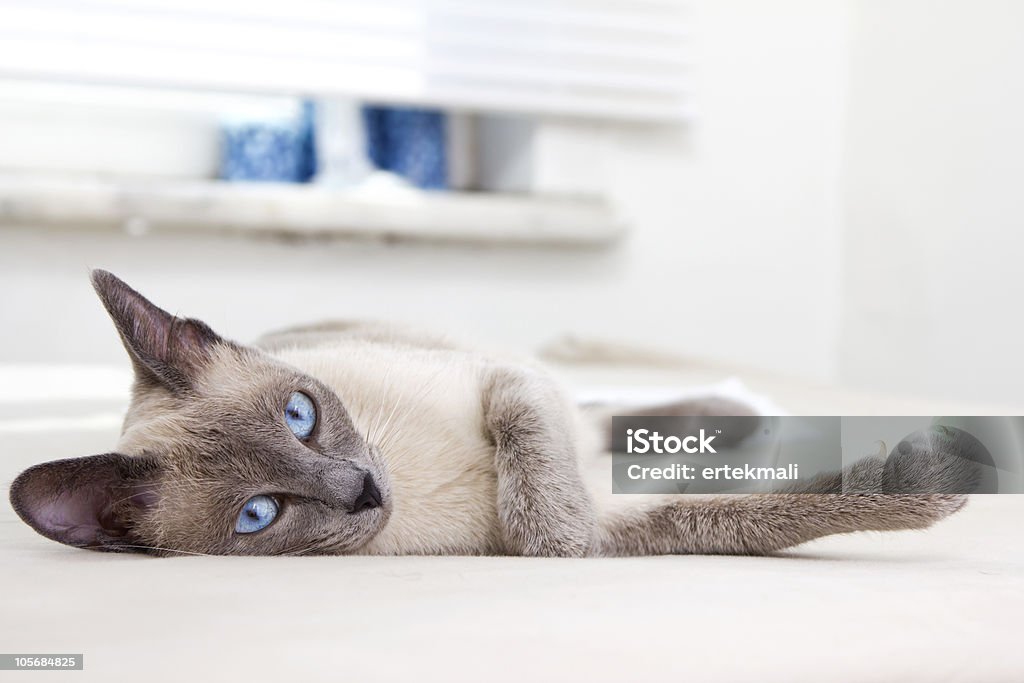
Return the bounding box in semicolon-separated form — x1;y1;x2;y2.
349;472;382;513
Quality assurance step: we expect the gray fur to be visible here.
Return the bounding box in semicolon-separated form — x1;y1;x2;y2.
482;367;596;557
595;494;966;556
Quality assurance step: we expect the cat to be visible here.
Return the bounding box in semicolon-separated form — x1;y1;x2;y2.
9;271;971;556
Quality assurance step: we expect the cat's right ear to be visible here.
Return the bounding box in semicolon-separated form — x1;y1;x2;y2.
9;454;159;552
91;270;228;392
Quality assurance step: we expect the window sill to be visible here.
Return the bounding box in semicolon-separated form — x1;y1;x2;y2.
0;175;625;248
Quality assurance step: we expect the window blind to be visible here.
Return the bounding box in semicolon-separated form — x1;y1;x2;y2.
0;0;690;121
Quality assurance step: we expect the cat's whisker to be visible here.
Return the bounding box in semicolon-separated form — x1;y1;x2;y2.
374;395;446;458
372;364;436;447
120;482;228;497
372;388;419;453
274;530;330;555
367;363;396;444
276;533;338;556
105;544;216;557
108;486;232;508
374;363;452;455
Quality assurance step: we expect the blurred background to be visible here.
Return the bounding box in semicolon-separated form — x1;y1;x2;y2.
1;0;1022;409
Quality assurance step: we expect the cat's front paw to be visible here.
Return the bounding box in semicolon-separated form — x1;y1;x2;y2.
883;425;986;494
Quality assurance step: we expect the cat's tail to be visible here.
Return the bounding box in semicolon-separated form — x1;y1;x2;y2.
594;492;966;556
594;431;978;556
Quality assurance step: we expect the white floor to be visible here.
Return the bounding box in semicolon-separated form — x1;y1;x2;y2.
2;365;1023;682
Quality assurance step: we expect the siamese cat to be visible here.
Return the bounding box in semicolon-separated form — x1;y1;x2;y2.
9;271;971;557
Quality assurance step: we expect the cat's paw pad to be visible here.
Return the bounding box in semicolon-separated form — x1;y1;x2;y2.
883;426;985;494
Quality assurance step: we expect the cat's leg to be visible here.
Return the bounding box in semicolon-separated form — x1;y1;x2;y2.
596;431;975;556
482;367;598;557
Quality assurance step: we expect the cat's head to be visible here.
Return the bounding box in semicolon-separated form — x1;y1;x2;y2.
9;271;391;555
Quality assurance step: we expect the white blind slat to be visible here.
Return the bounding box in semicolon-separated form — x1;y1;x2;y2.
0;0;689;121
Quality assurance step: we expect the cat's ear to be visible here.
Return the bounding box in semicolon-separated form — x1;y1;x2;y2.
91;270;227;391
9;454;159;552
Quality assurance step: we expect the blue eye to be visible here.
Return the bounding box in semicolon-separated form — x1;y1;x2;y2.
235;495;279;534
284;391;316;440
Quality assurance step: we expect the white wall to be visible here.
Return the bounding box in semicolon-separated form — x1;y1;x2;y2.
0;1;850;385
5;0;1022;403
841;0;1024;403
603;0;847;381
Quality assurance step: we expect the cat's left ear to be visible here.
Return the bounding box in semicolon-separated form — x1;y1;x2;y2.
9;454;159;552
91;270;229;392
